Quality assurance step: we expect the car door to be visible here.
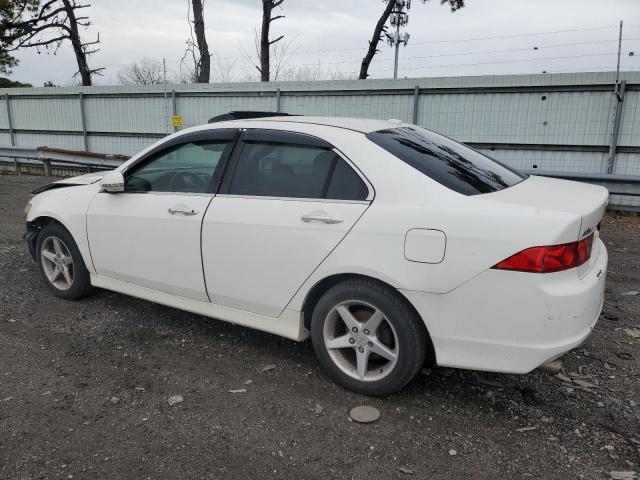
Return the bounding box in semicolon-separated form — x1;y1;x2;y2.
87;129;238;302
202;129;373;317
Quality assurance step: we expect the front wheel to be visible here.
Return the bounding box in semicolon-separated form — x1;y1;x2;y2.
36;222;94;300
310;278;429;395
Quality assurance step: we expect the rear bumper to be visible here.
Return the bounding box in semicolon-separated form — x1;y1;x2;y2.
402;238;608;374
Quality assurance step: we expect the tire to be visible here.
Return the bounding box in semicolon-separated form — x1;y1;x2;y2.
36;222;95;300
310;278;428;396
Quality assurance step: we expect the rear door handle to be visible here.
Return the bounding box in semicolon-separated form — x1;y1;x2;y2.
301;211;343;224
168;205;198;216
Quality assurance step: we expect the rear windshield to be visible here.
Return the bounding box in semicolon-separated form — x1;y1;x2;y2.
366;126;525;195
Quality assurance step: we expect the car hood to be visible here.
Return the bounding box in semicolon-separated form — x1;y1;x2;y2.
32;171;109;194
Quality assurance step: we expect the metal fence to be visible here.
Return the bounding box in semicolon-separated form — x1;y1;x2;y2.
1;71;639;209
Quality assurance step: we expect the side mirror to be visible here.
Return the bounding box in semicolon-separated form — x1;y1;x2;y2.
100;170;125;193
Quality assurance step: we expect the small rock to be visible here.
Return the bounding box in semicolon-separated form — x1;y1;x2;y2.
244;379;253;385
604;445;615;451
167;395;183;406
110;396;120;405
623;328;640;339
448;449;457;456
314;404;323;415
349;405;380;424
573;379;597;389
229;389;247;393
397;466;414;474
7;318;16;323
610;472;637;480
261;364;277;372
630;399;637;407
516;426;538;432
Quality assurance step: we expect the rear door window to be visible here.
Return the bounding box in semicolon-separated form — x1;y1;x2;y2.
366;126;525;195
227;134;369;201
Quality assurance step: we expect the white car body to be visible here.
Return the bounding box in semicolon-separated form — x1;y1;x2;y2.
26;116;608;375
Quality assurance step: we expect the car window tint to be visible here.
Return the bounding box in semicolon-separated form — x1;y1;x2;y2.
228;142;337;198
326;158;368;201
125;141;229;193
366;126;525;195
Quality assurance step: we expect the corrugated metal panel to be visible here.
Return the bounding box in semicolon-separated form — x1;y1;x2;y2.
420;91;613;145
14;132;85;150
88;134;161;157
85;96;168;134
10;97;81;131
179;95;276;128
476;148;607;174
613;152;640;177
281;93;414;121
618;90;640;147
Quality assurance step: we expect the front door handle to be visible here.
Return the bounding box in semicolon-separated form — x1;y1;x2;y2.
168;205;198;216
301;211;343;224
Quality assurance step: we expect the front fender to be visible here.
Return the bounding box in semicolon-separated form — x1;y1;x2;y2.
26;183;99;273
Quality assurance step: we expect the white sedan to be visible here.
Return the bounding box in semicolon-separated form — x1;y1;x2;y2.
24;114;608;395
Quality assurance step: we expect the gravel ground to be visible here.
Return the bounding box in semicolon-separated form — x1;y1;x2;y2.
1;174;639;480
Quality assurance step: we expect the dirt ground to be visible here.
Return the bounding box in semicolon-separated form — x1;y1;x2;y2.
1;174;639;480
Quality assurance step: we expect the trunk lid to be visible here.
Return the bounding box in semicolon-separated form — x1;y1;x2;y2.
481;175;608;242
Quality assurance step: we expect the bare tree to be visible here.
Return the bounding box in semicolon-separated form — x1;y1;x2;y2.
210;51;237;83
240;27;292;82
258;0;284;81
180;0;210;83
118;57;164;85
1;0;103;85
359;0;464;80
277;62;352;82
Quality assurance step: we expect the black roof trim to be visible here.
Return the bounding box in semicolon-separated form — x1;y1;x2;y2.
208;111;292;123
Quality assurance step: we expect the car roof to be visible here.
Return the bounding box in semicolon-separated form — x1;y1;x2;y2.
237;115;406;133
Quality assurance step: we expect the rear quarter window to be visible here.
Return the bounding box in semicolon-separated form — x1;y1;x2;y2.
366;126;525;195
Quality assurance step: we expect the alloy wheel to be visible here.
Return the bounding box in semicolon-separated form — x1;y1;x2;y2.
323;300;399;382
40;236;74;291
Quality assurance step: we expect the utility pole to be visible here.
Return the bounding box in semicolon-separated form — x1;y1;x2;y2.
387;0;411;79
614;20;623;94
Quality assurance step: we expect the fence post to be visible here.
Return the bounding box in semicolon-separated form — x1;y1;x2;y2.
172;90;177;132
79;92;89;151
412;85;420;125
276;88;281;113
607;80;626;174
42;159;52;177
4;93;19;174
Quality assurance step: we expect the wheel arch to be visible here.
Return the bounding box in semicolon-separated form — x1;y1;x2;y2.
301;272;437;365
25;215;67;261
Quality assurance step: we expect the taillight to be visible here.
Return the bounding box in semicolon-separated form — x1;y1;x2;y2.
493;234;594;273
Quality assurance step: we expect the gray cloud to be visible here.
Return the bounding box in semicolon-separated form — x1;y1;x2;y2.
8;0;640;86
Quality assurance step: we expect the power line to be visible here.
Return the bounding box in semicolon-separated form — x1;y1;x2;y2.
368;51;628;73
207;24;623;62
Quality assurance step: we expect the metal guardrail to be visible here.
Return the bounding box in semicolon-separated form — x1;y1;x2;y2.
0;145;638;209
0;145;129;175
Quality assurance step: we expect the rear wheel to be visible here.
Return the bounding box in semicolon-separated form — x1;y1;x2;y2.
310;278;428;395
36;223;94;300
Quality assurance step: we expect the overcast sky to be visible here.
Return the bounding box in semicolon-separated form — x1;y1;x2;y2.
7;0;640;86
